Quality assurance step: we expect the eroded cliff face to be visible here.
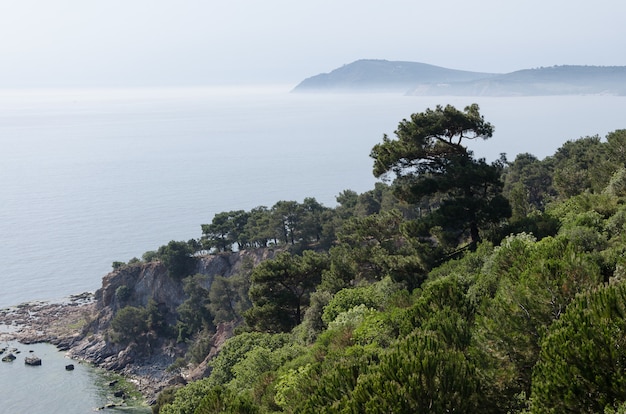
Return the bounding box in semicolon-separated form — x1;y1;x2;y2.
69;248;278;401
95;249;276;324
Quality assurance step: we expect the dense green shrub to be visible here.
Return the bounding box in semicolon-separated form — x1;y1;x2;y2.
114;285;131;303
157;240;197;279
206;332;292;388
109;305;149;344
531;281;626;413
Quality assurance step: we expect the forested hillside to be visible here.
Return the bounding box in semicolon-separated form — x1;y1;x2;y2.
111;104;626;413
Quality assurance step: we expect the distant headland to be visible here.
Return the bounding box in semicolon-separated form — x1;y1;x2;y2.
292;59;626;96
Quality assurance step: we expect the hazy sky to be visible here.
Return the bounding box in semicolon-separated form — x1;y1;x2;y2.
1;0;624;87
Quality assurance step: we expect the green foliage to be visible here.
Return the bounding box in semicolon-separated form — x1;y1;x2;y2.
275;340;378;413
278;292;480;413
604;167;626;197
229;343;304;392
245;251;329;332
146;298;170;336
159;378;213;414
327;304;376;331
208;258;253;325
142;250;158;262
399;275;475;344
194;386;258;414
606;401;626;414
321;277;400;325
428;241;494;295
157;240;197;279
325;209;427;290
371;103;494;180
115;285;131;303
475;234;604;411
110;305;149;345
153;387;177;414
351;308;399;347
606;129;626;165
201;210;249;252
112;261;126;270
199;198;337;252
176;274;213;340
503;152;554;218
348;330;481;413
531;282;626;413
551;135;615;197
371;104;510;248
206;332;292;388
291;290;332;345
110;300;170;345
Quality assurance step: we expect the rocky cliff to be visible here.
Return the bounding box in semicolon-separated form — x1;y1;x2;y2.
68;248;278;402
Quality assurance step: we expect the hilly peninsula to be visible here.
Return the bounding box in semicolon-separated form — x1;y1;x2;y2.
293;59;496;93
293;59;626;96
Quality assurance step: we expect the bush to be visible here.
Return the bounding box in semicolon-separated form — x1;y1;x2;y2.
532;281;626;412
142;250;158;262
112;261;126;270
157;240;197;279
110;306;149;344
115;285;131;303
322;277;399;325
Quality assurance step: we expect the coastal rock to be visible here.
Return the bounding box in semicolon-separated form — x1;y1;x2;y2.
0;294;96;345
2;353;16;362
25;356;42;366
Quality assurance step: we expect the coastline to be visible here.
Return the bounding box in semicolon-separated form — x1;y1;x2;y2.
0;252;263;407
0;293;170;406
0;292;96;347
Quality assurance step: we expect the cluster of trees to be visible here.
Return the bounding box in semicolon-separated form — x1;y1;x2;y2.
110;104;626;413
200;199;330;252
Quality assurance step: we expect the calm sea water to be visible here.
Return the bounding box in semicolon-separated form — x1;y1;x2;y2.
1;86;625;412
0;341;150;413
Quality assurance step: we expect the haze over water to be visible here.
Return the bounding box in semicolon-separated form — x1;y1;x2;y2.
1;87;625;308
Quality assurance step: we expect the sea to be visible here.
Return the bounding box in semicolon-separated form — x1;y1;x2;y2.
1;85;625;412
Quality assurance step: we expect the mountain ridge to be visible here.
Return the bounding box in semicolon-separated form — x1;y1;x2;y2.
293;59;497;93
293;60;626;95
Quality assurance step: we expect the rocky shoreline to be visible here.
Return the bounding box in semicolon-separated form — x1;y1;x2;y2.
0;293;96;347
0;252;263;407
0;293;177;404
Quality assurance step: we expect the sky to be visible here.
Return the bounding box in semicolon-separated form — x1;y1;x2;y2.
0;0;624;88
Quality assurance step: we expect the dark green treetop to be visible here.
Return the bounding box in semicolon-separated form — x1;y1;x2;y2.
370;103;510;247
371;103;493;180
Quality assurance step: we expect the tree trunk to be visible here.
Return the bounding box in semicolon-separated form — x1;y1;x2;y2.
469;221;481;249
